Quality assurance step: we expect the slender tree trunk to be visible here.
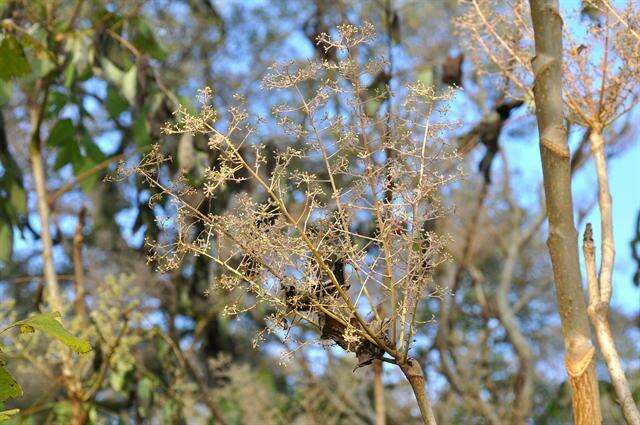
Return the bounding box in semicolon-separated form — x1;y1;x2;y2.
589;318;640;425
29;86;62;313
528;1;601;423
373;359;386;425
400;359;437;425
73;207;88;325
584;130;640;425
496;237;534;424
29;80;87;425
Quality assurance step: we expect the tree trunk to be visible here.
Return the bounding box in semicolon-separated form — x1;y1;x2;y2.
73;207;88;325
400;359;437;425
528;1;601;423
373;359;386;425
584;130;640;425
30;144;62;312
29;81;86;424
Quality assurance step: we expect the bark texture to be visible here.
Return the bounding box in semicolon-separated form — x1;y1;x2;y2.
73;207;88;324
30;144;62;312
373;359;386;425
584;130;640;425
30;81;86;424
528;1;601;423
399;359;437;425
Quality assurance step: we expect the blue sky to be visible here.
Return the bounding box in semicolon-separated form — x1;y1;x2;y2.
581;137;639;314
503;119;640;316
507;0;640;316
5;0;638;323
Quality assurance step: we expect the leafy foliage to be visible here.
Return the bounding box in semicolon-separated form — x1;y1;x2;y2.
0;0;638;423
0;313;90;418
0;365;21;402
8;312;91;354
0;36;30;81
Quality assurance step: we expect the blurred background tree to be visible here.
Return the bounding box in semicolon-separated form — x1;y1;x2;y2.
0;0;637;424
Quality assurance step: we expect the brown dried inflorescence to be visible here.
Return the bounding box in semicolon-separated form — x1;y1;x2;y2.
456;0;640;128
120;23;460;368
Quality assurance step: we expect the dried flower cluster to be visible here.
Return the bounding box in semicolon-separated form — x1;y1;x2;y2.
456;0;640;128
118;24;460;368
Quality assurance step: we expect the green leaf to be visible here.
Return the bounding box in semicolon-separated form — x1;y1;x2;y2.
0;36;31;81
87;406;98;423
130;17;167;61
0;225;11;262
46;91;68;118
63;63;75;88
54;141;82;170
74;162;98;192
106;86;129;118
46;119;82;170
121;65;137;105
133;111;150;147
100;59;136;105
17;29;56;80
52;400;72;422
136;376;154;418
160;399;180;422
46;119;74;147
9;184;26;215
100;58;124;83
80;135;105;163
64;31;94;75
148;91;164;115
178;96;197;115
0;365;22;402
13;312;91;354
0;81;11;106
29;51;56;80
0;408;20;420
109;359;134;392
